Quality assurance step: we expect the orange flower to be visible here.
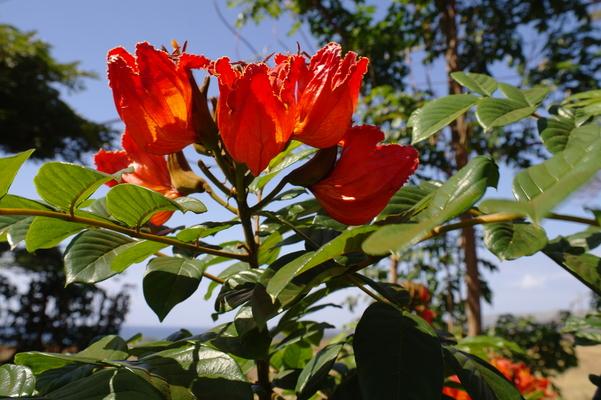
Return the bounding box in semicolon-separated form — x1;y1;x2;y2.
442;376;472;400
94;131;180;226
108;42;209;155
209;58;295;176
490;358;557;399
289;42;369;148
310;125;418;225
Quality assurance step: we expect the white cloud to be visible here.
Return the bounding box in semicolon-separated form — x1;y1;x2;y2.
515;273;545;289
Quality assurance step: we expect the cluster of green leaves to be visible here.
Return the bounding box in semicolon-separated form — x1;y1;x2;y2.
1;77;600;398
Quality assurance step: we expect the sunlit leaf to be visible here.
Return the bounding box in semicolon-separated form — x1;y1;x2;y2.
411;94;477;144
451;72;497;96
0;149;35;199
0;365;35;397
64;229;134;284
106;184;180;228
363;156;498;255
25;217;85;251
34;162;111;212
483;222;548;260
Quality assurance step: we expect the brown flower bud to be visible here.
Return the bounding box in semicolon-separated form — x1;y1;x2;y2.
167;151;205;195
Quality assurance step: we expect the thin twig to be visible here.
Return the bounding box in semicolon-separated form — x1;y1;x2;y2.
197;159;232;196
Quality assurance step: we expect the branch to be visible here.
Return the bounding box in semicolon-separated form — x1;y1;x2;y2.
0;208;249;263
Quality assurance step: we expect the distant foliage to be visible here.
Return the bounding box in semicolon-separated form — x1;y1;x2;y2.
0;245;130;359
0;24;115;161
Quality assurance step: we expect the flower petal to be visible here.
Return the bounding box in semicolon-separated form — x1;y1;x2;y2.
311;125;419;225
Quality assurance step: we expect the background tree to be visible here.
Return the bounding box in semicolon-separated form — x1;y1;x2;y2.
231;0;601;335
0;24;116;161
0;23;128;360
0;244;130;361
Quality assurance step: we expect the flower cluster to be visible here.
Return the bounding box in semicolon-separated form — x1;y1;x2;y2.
443;358;557;399
95;42;418;225
403;281;436;324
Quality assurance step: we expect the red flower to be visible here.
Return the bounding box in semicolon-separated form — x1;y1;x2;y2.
209;58;295;176
490;358;557;399
288;42;369;148
310;125;419;225
108;42;209;155
94;132;180;226
442;376;472;400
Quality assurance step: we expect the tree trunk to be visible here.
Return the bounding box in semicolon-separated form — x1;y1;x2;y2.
437;0;482;336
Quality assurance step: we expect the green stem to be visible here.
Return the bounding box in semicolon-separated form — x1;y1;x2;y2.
0;208;249;265
234;168;259;268
200;178;238;214
197;159;233;196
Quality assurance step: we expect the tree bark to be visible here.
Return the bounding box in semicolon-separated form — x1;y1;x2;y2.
437;0;482;335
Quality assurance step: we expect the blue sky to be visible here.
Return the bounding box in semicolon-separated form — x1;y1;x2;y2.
1;0;597;329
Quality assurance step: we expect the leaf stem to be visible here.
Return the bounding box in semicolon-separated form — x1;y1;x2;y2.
0;207;249;263
200;179;238;214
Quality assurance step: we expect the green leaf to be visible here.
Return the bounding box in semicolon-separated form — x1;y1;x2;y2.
363;156;498;255
14;352;104;375
411;94;477;144
64;229;134;284
353;303;443;400
45;368;165;400
522;86;550;106
78;335;129;360
451;72;497;96
36;364;95;396
456;336;524;360
376;182;439;221
562;313;601;344
176;221;238;242
132;344;252;400
6;216;33;248
34;162;110;212
476;98;535;129
498;82;529;104
513;136;601;222
478;199;528;216
444;347;523;400
296;342;345;399
544;234;601;295
174;196;207;214
250;142;315;191
0;196;50;244
111;240;167;272
106;183;180;228
267;226;377;298
540;120;601;155
25;217;86;251
0;149;34;199
258;231;282;265
0;364;35;397
143;257;205;321
483;222;548;261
